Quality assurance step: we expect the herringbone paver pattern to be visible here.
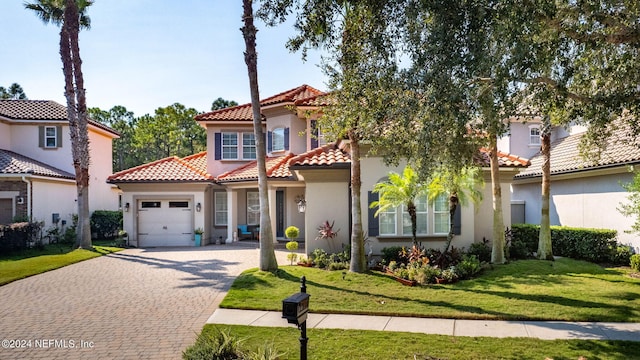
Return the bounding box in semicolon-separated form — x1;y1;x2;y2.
0;243;290;360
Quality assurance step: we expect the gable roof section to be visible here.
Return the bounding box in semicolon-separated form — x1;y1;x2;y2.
0;100;119;137
514;129;640;179
195;85;325;122
107;152;213;183
0;149;74;179
217;154;295;182
290;143;351;167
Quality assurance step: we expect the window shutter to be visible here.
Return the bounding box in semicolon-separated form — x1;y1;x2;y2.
38;126;44;148
310;120;318;149
453;204;462;235
367;191;379;237
214;132;221;160
56;126;62;147
284;127;290;150
267;131;272;152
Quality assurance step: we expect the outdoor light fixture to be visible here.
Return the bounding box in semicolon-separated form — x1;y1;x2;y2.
295;195;306;213
196;202;202;212
124;202;130;212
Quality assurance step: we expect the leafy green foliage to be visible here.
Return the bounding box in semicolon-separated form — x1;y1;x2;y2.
619;172;640;235
0;83;27;99
631;254;640;272
182;327;244;360
284;226;299;240
467;239;491;263
285;241;298;251
0;222;42;253
90;210;122;240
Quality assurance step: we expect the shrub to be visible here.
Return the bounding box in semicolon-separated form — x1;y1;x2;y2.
509;240;533;260
610;245;633;265
413;266;441;285
284;226;299;240
455;255;482;280
286;253;298;265
0;222;39;253
182;328;244;360
631;254;640;272
311;248;329;269
90;210;122;240
467;239;491;263
381;246;404;264
328;261;348;271
510;224;540;255
285;241;298;251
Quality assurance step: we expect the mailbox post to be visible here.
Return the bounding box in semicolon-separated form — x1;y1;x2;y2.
282;276;310;360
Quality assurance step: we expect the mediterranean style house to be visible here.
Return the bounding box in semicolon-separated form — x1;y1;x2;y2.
108;85;531;255
0;100;120;229
507;119;640;252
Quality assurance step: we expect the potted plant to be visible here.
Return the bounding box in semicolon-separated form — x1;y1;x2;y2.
297;256;314;267
194;227;204;247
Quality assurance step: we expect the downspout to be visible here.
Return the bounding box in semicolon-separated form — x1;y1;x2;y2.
21;175;32;221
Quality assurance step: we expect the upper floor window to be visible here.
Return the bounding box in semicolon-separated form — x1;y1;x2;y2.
271;127;285;152
39;125;61;149
529;125;541;145
222;133;238;160
317;128;327;147
242;133;256;160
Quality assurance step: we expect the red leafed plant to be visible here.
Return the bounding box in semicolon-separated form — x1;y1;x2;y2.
316;220;340;252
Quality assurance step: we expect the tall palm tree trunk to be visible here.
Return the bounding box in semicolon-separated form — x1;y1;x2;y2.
349;130;367;273
538;116;554;260
489;135;506;264
408;202;418;246
242;0;277;271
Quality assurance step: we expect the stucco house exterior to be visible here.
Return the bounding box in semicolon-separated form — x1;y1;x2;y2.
0;100;120;230
108;85;530;255
510;122;640;252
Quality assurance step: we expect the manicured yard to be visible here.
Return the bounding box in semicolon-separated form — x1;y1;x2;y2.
221;258;640;322
0;242;123;285
192;325;640;360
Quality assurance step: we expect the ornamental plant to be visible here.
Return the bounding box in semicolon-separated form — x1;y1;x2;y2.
285;226;299;240
316;220;340;252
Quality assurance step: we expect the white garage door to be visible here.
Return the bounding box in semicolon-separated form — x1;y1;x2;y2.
137;200;193;247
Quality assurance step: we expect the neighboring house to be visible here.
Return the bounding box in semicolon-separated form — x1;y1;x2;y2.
109;84;530;255
0;100;120;230
511;123;640;252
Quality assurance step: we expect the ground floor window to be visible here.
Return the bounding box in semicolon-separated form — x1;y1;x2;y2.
378;193;449;236
215;192;227;225
247;191;260;225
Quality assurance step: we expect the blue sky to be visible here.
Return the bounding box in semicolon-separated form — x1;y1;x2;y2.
0;1;327;116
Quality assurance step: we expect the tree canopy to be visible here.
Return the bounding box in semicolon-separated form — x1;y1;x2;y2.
0;83;27;100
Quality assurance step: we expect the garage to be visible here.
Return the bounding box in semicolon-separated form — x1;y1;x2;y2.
137;199;194;247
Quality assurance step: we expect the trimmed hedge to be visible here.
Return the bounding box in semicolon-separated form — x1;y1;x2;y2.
0;222;42;254
511;224;622;264
90;210;122;240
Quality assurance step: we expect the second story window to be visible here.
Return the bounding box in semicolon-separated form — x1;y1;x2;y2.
242;133;256;160
529;126;541;145
272;127;285;152
40;126;60;149
222;133;238;160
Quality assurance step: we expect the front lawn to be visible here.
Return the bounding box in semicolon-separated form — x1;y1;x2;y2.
0;242;123;285
220;258;640;322
188;325;640;360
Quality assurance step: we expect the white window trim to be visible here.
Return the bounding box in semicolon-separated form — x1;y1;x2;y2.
222;132;238;160
272;127;285;152
378;205;398;236
214;192;228;226
246;191;260;225
529;125;541;146
44;126;57;148
378;194;450;236
242;132;256;160
433;194;450;235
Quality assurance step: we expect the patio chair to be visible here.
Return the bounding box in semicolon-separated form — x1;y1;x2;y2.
237;224;253;240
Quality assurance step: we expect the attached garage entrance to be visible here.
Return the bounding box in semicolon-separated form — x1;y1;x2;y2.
137;199;193;247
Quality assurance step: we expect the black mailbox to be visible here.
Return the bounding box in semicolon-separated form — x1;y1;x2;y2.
282;292;310;325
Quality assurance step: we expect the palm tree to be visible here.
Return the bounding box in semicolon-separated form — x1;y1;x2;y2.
371;165;429;246
26;0;93;249
428;166;483;263
538;116;554;260
241;0;278;271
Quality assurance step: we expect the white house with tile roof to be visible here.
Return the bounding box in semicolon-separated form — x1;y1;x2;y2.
0;100;120;230
511;123;640;252
109;84;531;255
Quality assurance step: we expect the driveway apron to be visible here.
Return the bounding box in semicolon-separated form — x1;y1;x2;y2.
0;244;288;360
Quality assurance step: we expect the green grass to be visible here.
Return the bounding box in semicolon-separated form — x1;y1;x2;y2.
220;258;640;322
0;242;123;285
193;325;640;360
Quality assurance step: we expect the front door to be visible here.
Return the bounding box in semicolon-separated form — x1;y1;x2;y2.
276;190;284;238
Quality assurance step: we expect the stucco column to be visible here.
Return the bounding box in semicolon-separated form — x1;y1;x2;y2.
268;186;278;244
226;189;238;243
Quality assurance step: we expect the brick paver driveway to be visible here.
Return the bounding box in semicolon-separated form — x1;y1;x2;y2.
0;243;290;360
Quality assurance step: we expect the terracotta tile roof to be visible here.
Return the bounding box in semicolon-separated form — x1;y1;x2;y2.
476;148;531;168
217;154;294;182
195;85;325;122
514;128;640;179
0;99;119;136
290;143;351;167
0;149;74;179
107;152;213;183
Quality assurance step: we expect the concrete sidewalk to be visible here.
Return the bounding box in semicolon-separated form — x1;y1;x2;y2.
208;309;640;341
